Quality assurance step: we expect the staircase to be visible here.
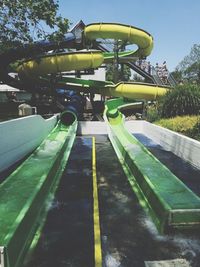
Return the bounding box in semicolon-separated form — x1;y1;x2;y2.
151;65;164;85
94;41;176;87
69;22;177;87
167;72;177;87
127;61;158;84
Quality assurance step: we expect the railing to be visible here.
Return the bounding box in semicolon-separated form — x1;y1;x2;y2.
151;66;164;86
95;39;177;87
167;73;177;87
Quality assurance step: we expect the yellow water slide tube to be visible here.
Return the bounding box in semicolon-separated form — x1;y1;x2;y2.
18;22;168;101
18;50;104;77
105;82;167;100
84;23;154;58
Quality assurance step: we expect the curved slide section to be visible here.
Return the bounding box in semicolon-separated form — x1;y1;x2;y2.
104;82;168;100
84;23;154;59
59;80;168;101
18;22;153;76
18;22;166;102
0;32;77;89
18;50;104;77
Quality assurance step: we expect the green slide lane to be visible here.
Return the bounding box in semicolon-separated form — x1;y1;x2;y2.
104;98;200;233
0;113;77;267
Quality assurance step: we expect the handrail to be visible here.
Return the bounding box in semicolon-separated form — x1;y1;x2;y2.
168;72;177;87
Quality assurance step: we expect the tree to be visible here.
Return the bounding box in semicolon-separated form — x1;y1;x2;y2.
177;44;200;83
184;61;200;83
119;64;131;81
170;68;183;83
0;0;70;49
106;64;131;82
132;73;144;82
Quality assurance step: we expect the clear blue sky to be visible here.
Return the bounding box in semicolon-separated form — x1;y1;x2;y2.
58;0;200;71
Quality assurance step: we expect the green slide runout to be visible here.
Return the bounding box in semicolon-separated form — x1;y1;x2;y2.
0;114;77;267
104;98;200;233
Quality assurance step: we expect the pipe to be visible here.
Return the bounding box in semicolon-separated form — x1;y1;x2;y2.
60;110;77;126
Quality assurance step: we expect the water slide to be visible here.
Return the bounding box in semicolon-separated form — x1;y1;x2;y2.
104;98;200;233
17;23;169;100
1;22;200;267
15;22;200;229
0;111;77;267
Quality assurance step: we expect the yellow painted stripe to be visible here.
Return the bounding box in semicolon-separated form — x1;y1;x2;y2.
92;137;102;267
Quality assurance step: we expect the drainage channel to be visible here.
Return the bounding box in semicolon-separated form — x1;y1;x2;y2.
24;135;200;267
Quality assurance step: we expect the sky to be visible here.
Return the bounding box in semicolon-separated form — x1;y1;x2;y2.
57;0;200;71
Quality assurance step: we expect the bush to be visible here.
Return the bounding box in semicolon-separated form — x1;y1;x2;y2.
146;104;160;122
159;84;200;118
190;121;200;140
155;115;200;140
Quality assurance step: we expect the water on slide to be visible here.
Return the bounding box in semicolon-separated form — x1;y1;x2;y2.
24;136;200;267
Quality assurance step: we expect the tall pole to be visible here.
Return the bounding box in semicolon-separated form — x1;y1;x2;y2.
113;40;119;83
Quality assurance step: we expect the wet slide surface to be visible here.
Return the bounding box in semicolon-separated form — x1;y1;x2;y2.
25;135;200;267
134;134;200;197
25;137;94;267
96;135;200;267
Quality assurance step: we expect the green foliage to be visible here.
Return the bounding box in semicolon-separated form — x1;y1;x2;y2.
106;64;114;82
159;84;200;118
119;64;131;81
170;68;183;83
177;44;200;83
191;121;200;140
132;73;144;82
178;44;200;70
146;104;161;122
0;0;70;49
106;64;131;82
184;61;200;83
155;115;200;140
